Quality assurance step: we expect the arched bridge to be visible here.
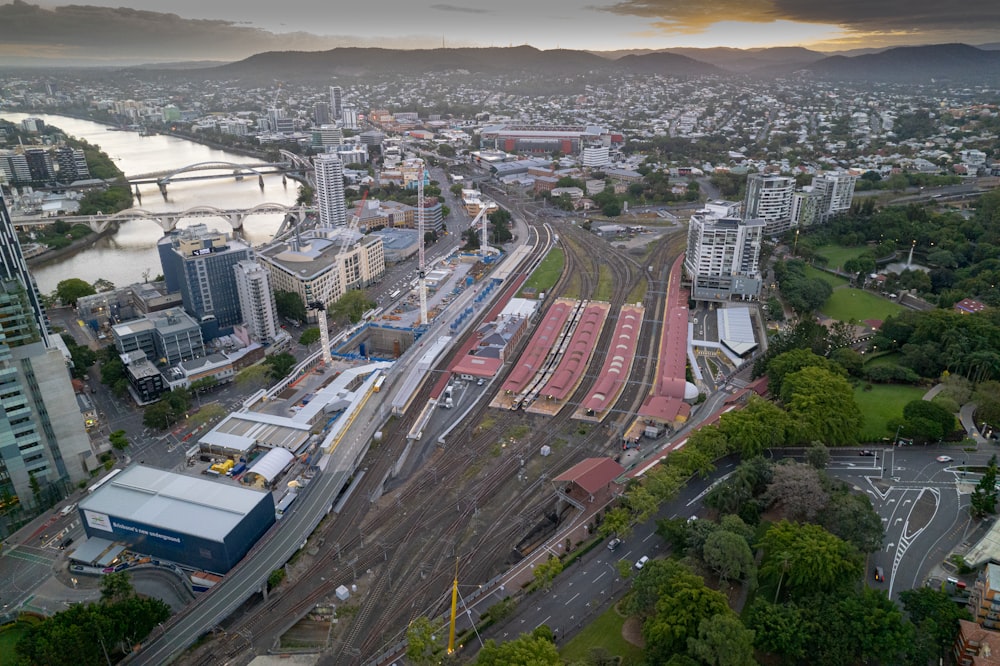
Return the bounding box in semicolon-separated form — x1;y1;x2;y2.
13;203;316;234
127;159;311;193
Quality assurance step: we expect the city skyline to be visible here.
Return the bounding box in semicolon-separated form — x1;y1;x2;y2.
4;0;1000;65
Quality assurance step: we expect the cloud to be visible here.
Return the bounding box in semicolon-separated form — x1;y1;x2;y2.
601;0;1000;37
430;3;491;14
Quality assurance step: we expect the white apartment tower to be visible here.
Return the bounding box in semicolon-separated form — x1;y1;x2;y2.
233;260;281;345
330;86;343;120
810;171;858;222
582;146;611;168
744;174;795;237
315;153;347;227
684;207;764;302
341;107;359;130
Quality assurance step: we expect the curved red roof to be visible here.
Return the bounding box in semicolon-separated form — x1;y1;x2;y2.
502;301;573;394
581;304;644;413
540;304;607;400
640;255;690;419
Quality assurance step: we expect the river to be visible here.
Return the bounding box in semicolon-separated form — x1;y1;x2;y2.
1;113;299;294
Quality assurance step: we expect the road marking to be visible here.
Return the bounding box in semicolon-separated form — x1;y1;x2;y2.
592;572;606;583
565;593;579;605
536;616;551;629
643;533;654;542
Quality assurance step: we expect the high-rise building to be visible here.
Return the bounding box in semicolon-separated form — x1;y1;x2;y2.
684;204;764;302
157;224;254;340
23;148;54;183
330;86;343;120
810;171;858;222
313;101;331;126
0;151;31;185
342;107;359;130
233;260;280;345
0;191;92;530
582;146;611;168
258;228;385;310
791;190;824;228
744;174;795;237
317;125;343;148
54;146;90;183
314;153;347;227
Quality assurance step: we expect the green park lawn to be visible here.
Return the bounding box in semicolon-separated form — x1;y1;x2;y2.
522;247;564;296
821;287;905;323
0;623;29;663
559;605;644;666
816;245;868;270
854;383;928;441
803;264;849;288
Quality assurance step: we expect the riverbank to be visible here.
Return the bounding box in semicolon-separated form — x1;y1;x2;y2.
25;220;119;270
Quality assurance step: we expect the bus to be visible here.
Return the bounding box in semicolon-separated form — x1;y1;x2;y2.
389;289;402;300
87;468;123;494
373;373;386;393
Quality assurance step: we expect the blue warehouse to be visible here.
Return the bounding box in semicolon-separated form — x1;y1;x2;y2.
78;465;275;574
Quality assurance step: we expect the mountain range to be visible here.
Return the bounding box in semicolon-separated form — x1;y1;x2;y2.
127;43;1000;84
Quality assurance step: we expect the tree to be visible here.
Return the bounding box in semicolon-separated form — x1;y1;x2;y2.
143;401;178;430
702;530;754;583
91;278;115;293
55;277;96;306
763;461;829;522
264;352;297;380
781;366;863;445
295;184;315;206
745;599;808;662
901;399;957;441
473;626;560;666
821;488;884;553
900;587;972;661
805;441;830;469
717;395;788;457
189;377;218;395
299;327;321;346
235;364;271;389
274;290;307;322
641;577;731;664
108;429;130;451
532;554;563;591
970;454;999;518
766;348;844;398
100;571;133;602
405;616;446;666
686;614;757;666
330;290;376;324
757;520;863;600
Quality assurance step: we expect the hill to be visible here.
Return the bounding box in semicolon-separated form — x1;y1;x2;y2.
803;44;1000;82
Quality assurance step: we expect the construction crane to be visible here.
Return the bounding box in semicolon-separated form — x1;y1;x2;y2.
339;188;368;255
308;297;334;368
468;200;493;259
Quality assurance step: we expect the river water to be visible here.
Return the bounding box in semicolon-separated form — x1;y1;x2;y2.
1;113;298;294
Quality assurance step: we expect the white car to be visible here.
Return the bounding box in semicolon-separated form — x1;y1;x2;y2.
937;455;953;463
635;555;649;570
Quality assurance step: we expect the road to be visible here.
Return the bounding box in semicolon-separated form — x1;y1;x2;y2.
465;444;991;656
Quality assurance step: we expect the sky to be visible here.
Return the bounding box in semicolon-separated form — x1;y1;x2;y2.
3;0;1000;65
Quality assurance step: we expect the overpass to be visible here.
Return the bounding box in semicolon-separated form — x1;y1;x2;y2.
12;203;315;234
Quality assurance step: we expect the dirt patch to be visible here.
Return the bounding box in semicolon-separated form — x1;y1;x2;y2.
279;619;329;649
622;614;645;648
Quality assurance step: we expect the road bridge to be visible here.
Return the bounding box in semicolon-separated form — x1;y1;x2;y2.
127;159;310;194
12;203;315;234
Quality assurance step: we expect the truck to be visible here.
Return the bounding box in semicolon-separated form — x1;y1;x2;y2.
440;396;453;409
644;424;664;439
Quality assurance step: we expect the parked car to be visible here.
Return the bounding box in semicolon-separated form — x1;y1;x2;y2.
607;537;623;551
635;555;650;570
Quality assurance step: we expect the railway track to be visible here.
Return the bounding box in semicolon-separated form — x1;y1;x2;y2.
178;215;685;666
